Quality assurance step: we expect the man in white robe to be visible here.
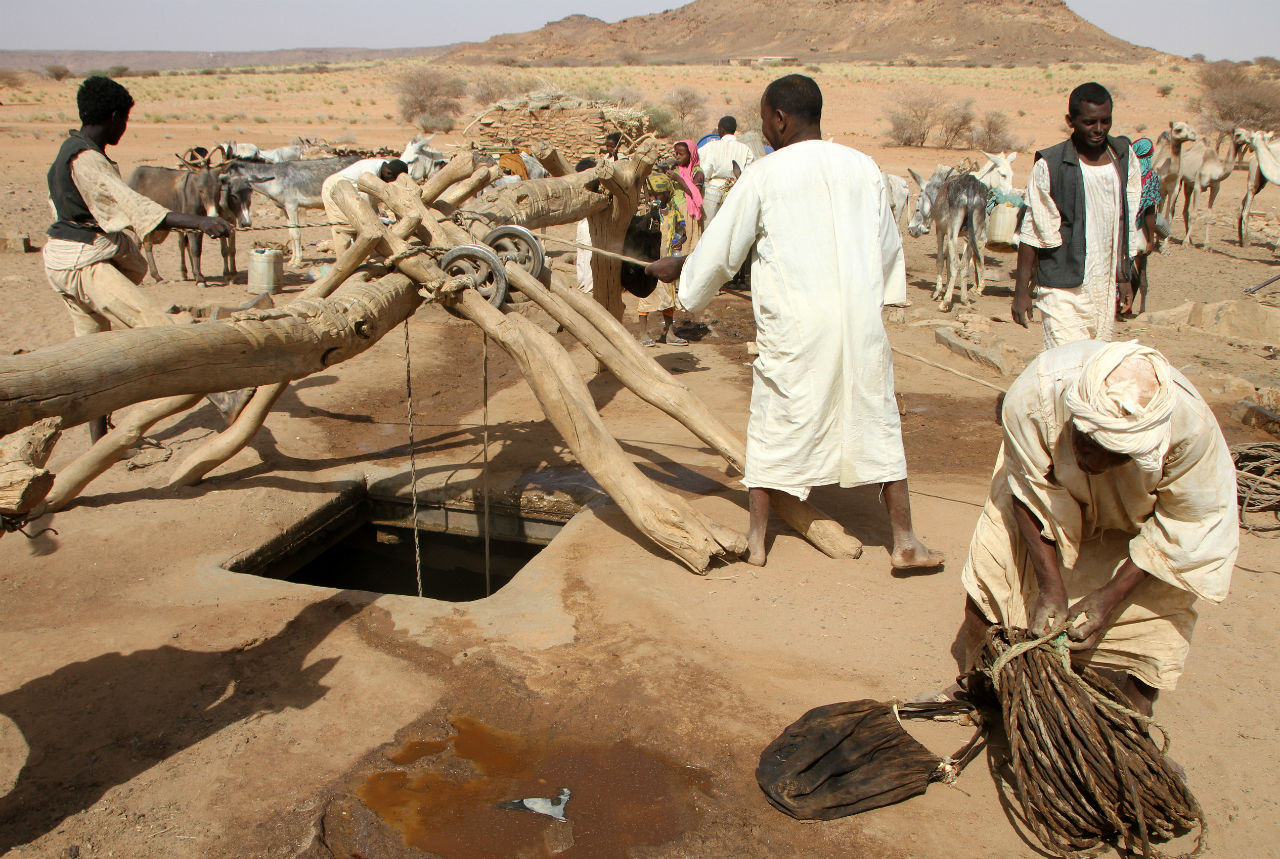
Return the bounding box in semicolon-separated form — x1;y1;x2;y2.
697;116;756;225
959;339;1237;714
648;75;942;569
1012;82;1142;349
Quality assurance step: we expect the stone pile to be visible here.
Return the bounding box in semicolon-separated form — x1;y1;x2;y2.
465;91;652;163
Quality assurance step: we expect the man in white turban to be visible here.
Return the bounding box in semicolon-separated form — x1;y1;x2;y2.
957;339;1238;715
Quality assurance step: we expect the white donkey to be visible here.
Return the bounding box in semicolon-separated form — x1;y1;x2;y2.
907;166;991;312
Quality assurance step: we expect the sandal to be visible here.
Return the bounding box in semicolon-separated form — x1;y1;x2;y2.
640;336;656;347
665;334;689;346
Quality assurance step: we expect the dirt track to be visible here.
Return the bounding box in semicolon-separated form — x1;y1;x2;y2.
1;63;1279;858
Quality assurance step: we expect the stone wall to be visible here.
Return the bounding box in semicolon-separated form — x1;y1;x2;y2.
464;93;652;164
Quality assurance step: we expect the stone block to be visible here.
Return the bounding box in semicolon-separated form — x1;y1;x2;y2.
934;326;1011;376
1231;400;1280;438
0;232;33;254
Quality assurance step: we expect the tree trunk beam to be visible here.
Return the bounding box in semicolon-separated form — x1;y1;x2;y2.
0;273;424;435
439;166;504;208
531;142;574;177
297;231;382;300
420;150;476;205
169;382;287;486
586;145;662;319
36;395;201;515
513;266;863;560
459;171;613;232
0;417;62;515
446;288;745;572
505;264;745;468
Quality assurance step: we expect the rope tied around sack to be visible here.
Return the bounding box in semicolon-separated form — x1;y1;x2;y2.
976;625;1205;858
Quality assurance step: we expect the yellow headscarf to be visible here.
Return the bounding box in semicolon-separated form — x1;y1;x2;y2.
647;173;673;194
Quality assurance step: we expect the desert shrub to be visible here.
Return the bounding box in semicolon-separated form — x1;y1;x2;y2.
968;110;1018;151
394;67;467;132
805;64;823;73
1194;61;1280;132
937;98;975;149
470;71;534;104
1191;53;1206;63
727;97;763;133
619;50;645;66
44;64;71;81
85;69;108;79
664;86;707;139
108;65;129;78
0;70;22;89
610;86;644;107
1158;83;1174;97
643;103;676;137
886;93;941;146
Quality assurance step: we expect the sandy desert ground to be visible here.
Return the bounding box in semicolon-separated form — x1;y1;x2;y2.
0;60;1278;858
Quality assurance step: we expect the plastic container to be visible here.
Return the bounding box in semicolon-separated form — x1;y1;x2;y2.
986;202;1020;252
248;248;283;294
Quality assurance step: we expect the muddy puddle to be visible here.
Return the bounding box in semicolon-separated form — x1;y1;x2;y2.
357;716;711;857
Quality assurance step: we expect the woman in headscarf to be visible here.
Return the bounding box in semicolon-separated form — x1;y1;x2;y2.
957;339;1238;716
666;140;705;250
635;174;688;345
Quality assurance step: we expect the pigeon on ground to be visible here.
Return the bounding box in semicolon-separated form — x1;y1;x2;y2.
497;786;571;821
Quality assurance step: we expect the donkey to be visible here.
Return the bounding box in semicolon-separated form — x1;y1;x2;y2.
907;167;990;312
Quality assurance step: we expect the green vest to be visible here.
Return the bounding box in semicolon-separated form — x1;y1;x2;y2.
47;131;107;244
1033;135;1131;289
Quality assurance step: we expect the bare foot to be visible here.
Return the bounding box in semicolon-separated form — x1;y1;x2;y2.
891;539;945;570
746;534;767;566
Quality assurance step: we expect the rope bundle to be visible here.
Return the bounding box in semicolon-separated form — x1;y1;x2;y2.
1231;442;1280;533
975;626;1204;858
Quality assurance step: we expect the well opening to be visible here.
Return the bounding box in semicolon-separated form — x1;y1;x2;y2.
222;488;572;601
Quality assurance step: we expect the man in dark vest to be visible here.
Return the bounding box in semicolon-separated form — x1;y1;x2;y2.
1011;82;1142;351
43;76;242;441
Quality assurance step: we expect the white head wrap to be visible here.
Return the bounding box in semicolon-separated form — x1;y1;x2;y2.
1062;341;1175;471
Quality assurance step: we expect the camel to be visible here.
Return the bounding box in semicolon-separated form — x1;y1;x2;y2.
1238;130;1279;253
1159;121;1232;250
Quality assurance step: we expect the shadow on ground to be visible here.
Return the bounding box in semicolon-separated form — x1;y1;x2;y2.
0;593;367;852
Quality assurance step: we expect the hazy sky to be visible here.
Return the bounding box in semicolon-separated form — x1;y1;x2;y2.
1;0;1275;62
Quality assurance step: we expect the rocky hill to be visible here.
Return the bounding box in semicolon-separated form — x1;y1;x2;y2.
443;0;1159;66
0;45;453;73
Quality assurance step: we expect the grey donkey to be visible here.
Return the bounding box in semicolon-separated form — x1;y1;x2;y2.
907;167;990;312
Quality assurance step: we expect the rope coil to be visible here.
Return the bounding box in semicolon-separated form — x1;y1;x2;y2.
976;625;1204;858
1232;442;1280;534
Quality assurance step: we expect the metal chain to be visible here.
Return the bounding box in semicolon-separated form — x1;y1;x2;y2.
403;319;424;599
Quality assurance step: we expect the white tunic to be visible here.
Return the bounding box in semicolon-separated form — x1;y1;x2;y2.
678;139;908;499
698;134;756;183
961;340;1239;688
1020;150;1142;349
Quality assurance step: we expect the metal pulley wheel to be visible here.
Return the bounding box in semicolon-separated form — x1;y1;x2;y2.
481;225;545;279
439;244;509;307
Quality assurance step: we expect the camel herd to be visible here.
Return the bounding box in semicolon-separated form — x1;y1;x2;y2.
1153;121;1278;253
